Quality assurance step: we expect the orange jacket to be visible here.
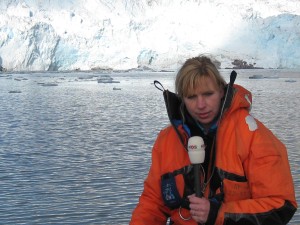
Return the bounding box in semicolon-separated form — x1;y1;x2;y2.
130;84;297;225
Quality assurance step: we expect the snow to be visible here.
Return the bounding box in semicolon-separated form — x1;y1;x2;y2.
0;0;300;71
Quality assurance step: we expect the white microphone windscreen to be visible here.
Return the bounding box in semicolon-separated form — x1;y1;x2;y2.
188;136;205;164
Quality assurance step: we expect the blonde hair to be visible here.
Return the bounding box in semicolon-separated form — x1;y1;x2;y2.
175;56;226;99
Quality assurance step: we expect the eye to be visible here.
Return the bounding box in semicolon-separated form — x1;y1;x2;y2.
203;91;214;96
186;94;197;100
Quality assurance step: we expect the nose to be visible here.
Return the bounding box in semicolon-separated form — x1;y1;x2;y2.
196;95;206;109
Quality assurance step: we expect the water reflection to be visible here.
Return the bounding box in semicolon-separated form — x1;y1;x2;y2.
0;70;299;224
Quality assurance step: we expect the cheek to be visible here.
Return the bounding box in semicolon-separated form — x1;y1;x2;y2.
212;96;223;110
183;100;193;113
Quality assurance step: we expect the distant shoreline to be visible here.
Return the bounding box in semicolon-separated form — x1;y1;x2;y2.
1;67;300;76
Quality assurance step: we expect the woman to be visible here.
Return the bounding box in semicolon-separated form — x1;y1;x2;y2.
130;56;297;225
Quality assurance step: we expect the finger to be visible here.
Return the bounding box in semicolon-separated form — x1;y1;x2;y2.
188;195;205;204
190;209;197;217
189;202;206;211
191;214;205;224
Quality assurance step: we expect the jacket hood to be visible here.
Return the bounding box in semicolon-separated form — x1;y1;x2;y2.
158;80;253;128
226;84;252;117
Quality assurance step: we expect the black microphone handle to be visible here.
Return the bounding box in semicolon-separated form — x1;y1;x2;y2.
194;164;202;197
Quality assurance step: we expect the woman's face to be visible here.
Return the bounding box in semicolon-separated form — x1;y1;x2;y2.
183;77;224;129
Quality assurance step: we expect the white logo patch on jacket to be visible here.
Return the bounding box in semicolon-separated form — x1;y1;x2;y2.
245;115;258;131
245;94;252;111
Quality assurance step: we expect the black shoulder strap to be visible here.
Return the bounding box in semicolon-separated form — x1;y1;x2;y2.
154;80;182;122
219;70;237;118
154;80;187;148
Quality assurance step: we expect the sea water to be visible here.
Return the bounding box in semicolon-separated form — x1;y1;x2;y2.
0;70;299;224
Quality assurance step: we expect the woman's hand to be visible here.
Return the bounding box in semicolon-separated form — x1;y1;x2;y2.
188;194;210;224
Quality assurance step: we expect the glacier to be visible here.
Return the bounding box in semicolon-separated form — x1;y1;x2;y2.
0;0;300;72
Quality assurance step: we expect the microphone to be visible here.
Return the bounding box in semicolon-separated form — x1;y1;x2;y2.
188;136;205;197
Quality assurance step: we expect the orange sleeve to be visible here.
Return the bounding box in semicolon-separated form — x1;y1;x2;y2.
130;132;171;225
215;119;297;224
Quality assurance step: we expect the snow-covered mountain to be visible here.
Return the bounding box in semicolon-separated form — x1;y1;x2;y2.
0;0;300;72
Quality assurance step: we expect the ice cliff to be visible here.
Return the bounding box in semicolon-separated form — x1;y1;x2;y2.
0;0;300;71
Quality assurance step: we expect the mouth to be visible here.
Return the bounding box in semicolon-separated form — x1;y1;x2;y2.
197;112;210;119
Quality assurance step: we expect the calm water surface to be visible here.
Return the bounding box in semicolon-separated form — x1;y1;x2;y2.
0;70;299;224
